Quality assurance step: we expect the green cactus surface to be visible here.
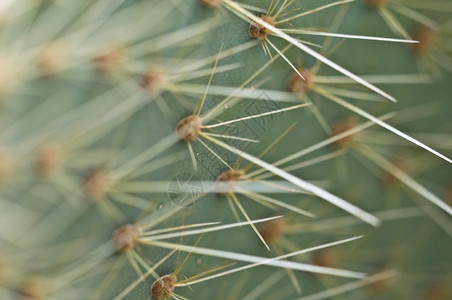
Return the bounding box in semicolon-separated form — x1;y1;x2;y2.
0;0;451;299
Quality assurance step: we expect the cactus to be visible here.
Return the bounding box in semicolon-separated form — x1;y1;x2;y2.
0;0;451;299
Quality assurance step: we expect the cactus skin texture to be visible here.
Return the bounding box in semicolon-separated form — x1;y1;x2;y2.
0;1;451;299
